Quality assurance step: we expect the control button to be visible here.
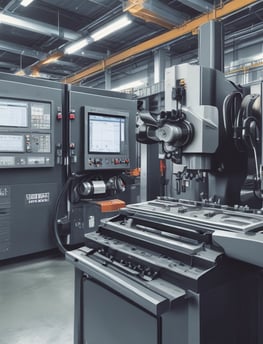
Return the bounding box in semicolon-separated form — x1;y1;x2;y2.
57;112;62;120
69;111;76;120
95;159;102;166
69;143;75;149
114;158;120;165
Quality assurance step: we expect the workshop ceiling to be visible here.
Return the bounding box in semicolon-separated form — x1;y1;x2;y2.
0;0;262;85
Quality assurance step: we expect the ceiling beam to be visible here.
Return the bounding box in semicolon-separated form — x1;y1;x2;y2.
0;39;104;76
63;0;258;84
28;48;107;75
0;40;45;59
124;0;187;29
0;9;107;74
0;61;18;70
31;51;65;76
176;0;213;13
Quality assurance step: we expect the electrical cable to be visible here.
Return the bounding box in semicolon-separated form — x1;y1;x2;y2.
53;174;80;256
223;91;243;137
239;96;262;200
223;90;262;202
249;134;263;200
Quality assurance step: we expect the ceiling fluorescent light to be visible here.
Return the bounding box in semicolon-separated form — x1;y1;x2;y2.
112;80;144;92
91;15;132;42
0;13;36;29
21;0;34;7
64;38;89;55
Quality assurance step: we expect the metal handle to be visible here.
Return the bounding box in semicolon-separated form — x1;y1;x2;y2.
67;250;169;316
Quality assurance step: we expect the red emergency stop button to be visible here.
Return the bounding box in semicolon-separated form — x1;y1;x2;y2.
69;112;75;120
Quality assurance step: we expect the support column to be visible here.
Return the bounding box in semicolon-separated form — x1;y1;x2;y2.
154;48;167;84
105;68;111;90
198;20;224;72
140;49;167;201
105;50;111;90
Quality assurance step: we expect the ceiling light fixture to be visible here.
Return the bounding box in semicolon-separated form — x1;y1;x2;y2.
21;0;34;7
0;13;35;29
112;80;144;92
91;14;132;42
63;14;132;55
64;38;89;55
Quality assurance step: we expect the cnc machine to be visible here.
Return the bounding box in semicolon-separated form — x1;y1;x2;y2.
67;63;263;344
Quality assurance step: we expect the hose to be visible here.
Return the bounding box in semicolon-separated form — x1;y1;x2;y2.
53;175;76;256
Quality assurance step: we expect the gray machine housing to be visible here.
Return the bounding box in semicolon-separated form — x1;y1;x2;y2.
67;198;263;344
66;62;263;344
65;85;138;246
0;72;64;260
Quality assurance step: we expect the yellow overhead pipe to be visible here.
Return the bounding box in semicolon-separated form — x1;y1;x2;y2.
63;0;258;84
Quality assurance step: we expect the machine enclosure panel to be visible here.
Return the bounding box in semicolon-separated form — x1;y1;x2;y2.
68;86;136;173
0;73;64;260
83;278;158;344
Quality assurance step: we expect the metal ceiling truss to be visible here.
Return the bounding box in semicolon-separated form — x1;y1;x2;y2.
0;0;258;81
63;0;258;84
0;9;106;73
0;40;45;59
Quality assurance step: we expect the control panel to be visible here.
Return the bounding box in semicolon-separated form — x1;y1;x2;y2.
0;98;54;168
86;156;130;168
83;106;131;170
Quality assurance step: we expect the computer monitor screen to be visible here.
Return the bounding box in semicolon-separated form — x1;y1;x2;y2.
0;100;28;127
88;113;125;154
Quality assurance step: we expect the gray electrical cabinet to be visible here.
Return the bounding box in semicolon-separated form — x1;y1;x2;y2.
65;85;138;245
0;73;64;260
0;76;138;260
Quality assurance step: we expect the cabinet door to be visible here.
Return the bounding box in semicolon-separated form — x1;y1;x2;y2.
83;278;159;344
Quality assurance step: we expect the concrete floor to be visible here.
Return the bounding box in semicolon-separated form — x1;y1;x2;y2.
0;253;74;344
